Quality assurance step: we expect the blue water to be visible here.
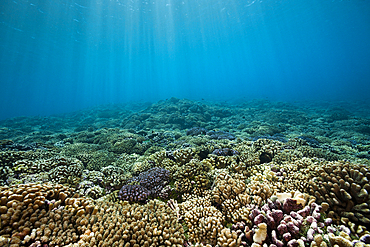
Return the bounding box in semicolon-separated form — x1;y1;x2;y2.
0;0;369;120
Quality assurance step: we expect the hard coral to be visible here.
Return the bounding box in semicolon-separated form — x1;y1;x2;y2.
308;160;370;226
212;148;239;156
0;182;185;246
118;167;171;202
239;192;335;246
0;183;76;245
186;127;207;136
118;184;150;202
180;195;225;246
206;130;235;140
128;167;170;197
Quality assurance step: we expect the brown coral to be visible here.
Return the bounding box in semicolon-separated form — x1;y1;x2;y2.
0;183;76;245
180;195;224;246
0;182;187;247
308;160;370;225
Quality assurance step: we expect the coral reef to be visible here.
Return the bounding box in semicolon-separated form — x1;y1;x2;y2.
118;184;150;202
308;160;370;226
0;183;76;245
100;165;131;190
179;194;225;246
212;148;239;156
117;167;172;203
0;183;185;247
127;167;170;197
1;99;370;246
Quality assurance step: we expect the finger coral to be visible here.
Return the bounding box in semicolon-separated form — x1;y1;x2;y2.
225;192;337;247
180;195;224;246
308;160;370;226
0;183;186;247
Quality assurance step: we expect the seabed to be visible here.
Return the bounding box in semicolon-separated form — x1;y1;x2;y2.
0;98;370;247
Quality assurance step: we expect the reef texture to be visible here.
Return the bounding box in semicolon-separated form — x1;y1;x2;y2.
0;183;185;247
1;98;370;247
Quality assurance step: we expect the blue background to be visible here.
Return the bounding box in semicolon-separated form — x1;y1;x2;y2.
1;0;369;119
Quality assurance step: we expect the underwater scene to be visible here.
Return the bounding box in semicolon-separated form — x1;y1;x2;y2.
1;99;370;247
1;0;370;246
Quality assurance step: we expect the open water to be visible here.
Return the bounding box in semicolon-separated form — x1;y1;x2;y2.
0;0;370;119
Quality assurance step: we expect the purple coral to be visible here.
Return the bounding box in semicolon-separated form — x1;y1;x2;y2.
212;148;239;156
272;209;284;225
266;211;276;229
310;202;322;220
206;130;236;140
128;167;170;197
286;222;300;236
254;214;267;225
271;230;284;247
130;167;170;188
287;239;298;247
118;184;150;202
277;223;288;236
283;198;303;214
250;208;261;220
186;127;207;136
249;198;303;241
244;194;340;246
306;228;315;242
283;232;292;242
119;167;171;202
297;206;310;218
